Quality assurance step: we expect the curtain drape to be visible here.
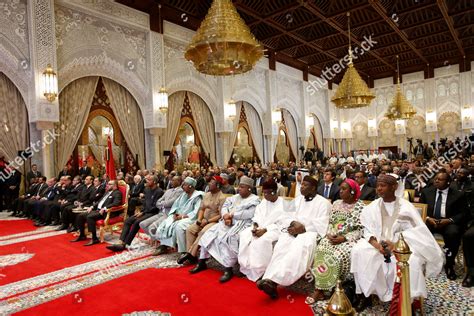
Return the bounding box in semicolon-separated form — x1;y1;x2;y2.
272;133;278;159
222;103;242;165
102;78;145;168
163;92;185;153
283;110;298;159
243;103;264;162
188;93;217;165
55;76;98;174
0;73;28;163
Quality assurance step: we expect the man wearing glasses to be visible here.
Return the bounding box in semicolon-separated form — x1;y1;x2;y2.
71;180;123;246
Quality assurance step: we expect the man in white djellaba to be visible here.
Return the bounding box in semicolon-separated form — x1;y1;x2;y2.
238;179;286;282
350;173;443;312
189;176;260;283
256;175;331;299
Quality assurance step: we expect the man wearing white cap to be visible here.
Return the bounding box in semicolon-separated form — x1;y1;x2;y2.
152;176;204;256
350;173;443;311
189;176;260;283
257;175;331;299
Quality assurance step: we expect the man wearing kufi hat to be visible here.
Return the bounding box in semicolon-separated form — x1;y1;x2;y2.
190;176;260;283
258;175;331;299
238;179;287;282
177;176;227;265
152;176;204;255
350;173;443;311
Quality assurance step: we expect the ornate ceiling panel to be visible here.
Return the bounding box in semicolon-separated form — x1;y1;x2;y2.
116;0;474;84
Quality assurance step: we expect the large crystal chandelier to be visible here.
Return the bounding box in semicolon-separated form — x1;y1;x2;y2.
184;0;264;76
385;56;416;120
331;13;375;109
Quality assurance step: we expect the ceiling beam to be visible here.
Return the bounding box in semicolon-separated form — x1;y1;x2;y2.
234;3;341;64
247;2;303;27
302;1;395;71
368;0;429;65
436;0;465;57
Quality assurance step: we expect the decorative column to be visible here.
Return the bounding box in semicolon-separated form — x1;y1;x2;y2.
28;0;59;178
146;31;167;169
265;70;278;163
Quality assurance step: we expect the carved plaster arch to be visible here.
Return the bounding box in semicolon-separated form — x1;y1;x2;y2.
58;63;146;116
308;113;324;149
167;77;218;123
278;97;300;137
0;47;30;112
232;87;265;114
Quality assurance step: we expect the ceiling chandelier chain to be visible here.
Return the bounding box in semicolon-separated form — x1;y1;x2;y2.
330;12;375;109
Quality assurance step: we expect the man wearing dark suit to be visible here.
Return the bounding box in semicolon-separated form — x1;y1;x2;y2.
126;175;145;216
71;180;123;246
57;176;95;231
12;177;47;217
5;168;22;212
25;179;57;220
461;196;474;287
354;171;376;201
317;169;340;203
367;165;380;188
91;177;105;203
36;176;74;226
420;171;468;280
57;166;72;179
26;164;42;188
78;160;91;179
450;168;473;206
107;175;164;252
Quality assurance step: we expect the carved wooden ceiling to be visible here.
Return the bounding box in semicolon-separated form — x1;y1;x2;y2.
117;0;473;85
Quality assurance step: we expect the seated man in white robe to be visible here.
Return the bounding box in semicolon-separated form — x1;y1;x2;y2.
257;175;331;299
350;173;443;312
189;176;260;283
152;177;204;256
238;179;286;282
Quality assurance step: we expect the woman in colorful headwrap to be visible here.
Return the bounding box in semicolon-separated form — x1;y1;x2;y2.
305;178;364;304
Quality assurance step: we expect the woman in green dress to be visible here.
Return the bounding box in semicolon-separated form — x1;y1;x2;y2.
305;178;364;304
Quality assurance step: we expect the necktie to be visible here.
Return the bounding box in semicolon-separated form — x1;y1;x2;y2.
324;185;330;198
434;190;442;218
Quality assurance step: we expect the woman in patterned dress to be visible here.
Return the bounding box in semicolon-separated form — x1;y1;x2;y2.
305;178;364;304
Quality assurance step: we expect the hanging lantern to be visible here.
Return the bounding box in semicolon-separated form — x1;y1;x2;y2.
331;13;374;109
42;64;58;102
272;109;281;124
184;0;264;76
385;56;416;120
225;98;236;120
157;87;169;113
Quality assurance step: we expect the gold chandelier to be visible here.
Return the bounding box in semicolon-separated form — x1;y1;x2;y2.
385;56;416;120
184;0;264;76
331;13;374;109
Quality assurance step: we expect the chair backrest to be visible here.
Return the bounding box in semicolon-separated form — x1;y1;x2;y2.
117;180;129;206
404;189;415;202
289;182;296;198
412;202;428;221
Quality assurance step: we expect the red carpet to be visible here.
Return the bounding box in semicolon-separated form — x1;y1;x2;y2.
16;267;312;316
0;233;114;285
0;219;38;237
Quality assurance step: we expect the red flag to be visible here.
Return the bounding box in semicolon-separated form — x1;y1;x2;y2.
105;136;116;180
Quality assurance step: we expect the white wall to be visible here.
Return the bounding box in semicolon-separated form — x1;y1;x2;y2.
0;0;472;169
